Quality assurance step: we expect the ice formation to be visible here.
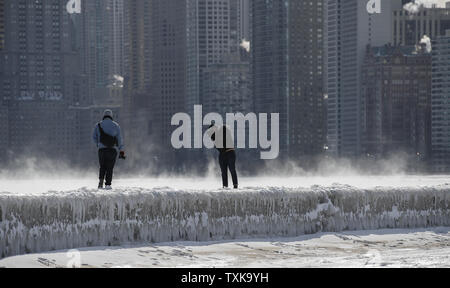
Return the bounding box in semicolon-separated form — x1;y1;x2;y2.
1;185;449;259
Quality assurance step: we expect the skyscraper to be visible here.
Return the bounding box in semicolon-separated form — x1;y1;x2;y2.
251;0;288;157
288;0;325;159
81;0;125;103
122;0;153;165
150;0;187;166
107;0;125;78
326;0;403;157
0;0;6;158
0;0;4;51
0;0;84;159
238;0;250;41
361;45;432;165
64;0;126;163
186;0;244;112
431;30;450;172
202;50;252;117
251;0;325;159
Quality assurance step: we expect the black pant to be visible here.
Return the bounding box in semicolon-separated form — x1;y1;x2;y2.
98;148;117;186
219;150;238;188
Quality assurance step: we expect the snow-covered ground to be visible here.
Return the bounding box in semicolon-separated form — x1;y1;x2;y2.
1;176;449;265
1;175;450;195
1;227;449;268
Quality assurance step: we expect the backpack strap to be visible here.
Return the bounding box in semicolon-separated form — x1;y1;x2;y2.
98;123;105;136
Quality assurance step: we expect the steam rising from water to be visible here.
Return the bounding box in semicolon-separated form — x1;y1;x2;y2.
420;35;432;52
0;152;414;180
403;0;448;13
240;39;250;52
0;150;444;195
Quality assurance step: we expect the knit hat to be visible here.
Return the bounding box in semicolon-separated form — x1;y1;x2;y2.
103;109;113;119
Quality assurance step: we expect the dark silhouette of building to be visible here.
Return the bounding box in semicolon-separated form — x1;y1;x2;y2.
288;0;325;160
431;30;450;172
123;0;189;170
81;0;125;103
202;50;251;117
326;0;404;158
186;0;247;113
0;0;4;51
361;44;432;168
251;0;325;161
0;0;85;160
150;0;187;167
122;0;153;167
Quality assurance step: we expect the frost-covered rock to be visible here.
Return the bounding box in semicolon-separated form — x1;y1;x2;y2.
1;185;449;258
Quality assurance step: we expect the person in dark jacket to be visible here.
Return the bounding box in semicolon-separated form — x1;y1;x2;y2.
208;124;238;189
92;109;125;190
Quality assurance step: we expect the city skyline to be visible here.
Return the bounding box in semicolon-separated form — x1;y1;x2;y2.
0;0;449;173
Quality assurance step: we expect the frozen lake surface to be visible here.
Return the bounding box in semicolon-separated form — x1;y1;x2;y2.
1;227;449;268
2;175;450;194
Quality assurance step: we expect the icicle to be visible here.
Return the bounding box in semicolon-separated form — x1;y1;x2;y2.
0;185;449;259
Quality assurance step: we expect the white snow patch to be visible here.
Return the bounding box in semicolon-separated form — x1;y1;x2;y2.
1;228;449;268
0;183;449;259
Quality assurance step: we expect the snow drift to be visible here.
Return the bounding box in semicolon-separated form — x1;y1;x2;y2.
1;185;449;259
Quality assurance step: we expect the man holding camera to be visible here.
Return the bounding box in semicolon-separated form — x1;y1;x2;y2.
92;109;125;190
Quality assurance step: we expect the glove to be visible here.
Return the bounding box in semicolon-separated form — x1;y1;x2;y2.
119;151;126;159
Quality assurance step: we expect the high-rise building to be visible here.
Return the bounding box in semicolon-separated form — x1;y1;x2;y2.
361;45;432;165
0;0;4;51
431;30;450;172
202;50;251;117
0;0;84;159
288;0;325;159
326;0;403;157
251;0;325;159
81;0;125;103
202;50;253;162
123;1;248;168
186;0;244;112
0;0;5;157
122;0;153;164
182;0;250;168
392;4;450;46
150;0;187;166
239;0;250;41
59;0;126;163
107;0;125;78
251;0;288;157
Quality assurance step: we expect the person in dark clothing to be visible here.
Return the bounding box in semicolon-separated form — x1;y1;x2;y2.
92;109;125;190
98;148;117;189
208;124;238;189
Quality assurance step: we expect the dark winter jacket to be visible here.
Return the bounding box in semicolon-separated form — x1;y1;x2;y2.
210;125;235;154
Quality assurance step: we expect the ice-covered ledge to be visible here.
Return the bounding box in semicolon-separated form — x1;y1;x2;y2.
1;185;449;259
